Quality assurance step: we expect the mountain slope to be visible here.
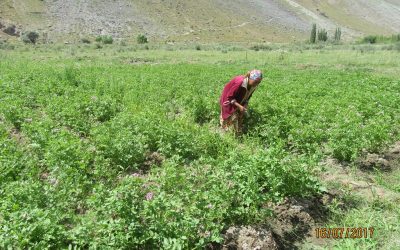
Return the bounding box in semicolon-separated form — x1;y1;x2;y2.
1;0;400;43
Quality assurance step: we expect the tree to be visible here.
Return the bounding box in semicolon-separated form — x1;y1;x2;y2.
317;29;328;42
334;27;341;41
310;23;317;44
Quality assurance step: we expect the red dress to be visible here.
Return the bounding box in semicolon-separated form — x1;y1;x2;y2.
219;75;256;120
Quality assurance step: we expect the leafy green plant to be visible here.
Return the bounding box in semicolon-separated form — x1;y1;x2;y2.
137;34;148;44
0;47;399;249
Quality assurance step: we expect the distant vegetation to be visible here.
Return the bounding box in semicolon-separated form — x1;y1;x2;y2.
95;35;113;44
361;34;400;44
334;27;342;42
317;28;328;42
21;31;39;44
3;25;18;36
310;24;336;43
80;38;91;44
136;34;148;44
310;23;317;44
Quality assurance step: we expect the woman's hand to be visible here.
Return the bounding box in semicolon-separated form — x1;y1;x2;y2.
233;101;247;113
239;105;247;113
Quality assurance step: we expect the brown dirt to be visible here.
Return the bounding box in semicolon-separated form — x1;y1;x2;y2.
266;194;334;249
357;141;400;171
222;226;278;250
9;127;28;145
127;151;165;177
221;141;400;249
219;192;336;250
39;172;59;186
321;156;400;202
143;151;165;168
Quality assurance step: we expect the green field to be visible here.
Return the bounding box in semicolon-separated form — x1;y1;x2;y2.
1;44;400;249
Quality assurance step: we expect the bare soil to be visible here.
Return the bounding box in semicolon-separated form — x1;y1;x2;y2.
220;142;400;249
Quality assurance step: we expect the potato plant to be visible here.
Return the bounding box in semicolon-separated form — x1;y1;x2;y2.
0;48;399;248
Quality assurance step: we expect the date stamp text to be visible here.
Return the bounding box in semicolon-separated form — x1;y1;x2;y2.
315;227;374;239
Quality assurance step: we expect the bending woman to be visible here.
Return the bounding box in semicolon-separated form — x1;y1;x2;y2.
219;69;263;135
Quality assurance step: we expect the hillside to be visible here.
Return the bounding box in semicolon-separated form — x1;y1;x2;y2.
1;0;400;43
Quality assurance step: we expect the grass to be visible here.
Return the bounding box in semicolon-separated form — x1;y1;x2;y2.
0;44;399;248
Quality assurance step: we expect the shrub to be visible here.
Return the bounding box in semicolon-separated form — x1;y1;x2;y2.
3;25;17;36
195;45;201;51
250;44;272;51
102;36;113;44
95;35;113;44
21;31;39;44
137;34;148;44
81;38;91;44
362;35;377;44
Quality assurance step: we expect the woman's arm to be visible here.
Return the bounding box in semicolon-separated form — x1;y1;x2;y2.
233;101;246;112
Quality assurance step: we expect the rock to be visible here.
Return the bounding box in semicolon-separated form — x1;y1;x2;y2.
223;226;278;250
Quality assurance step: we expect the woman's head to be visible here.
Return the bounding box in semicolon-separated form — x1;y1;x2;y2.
247;69;263;86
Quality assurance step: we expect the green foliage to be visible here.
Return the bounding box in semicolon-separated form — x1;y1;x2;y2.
21;31;39;44
362;35;377;44
310;23;317;44
334;27;341;41
95;35;113;44
361;34;400;44
317;28;328;42
137;34;148;44
392;34;400;42
0;48;399;248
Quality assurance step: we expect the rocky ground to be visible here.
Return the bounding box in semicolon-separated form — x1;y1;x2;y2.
1;0;400;42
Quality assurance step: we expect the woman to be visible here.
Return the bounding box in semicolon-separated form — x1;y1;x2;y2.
219;69;263;134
